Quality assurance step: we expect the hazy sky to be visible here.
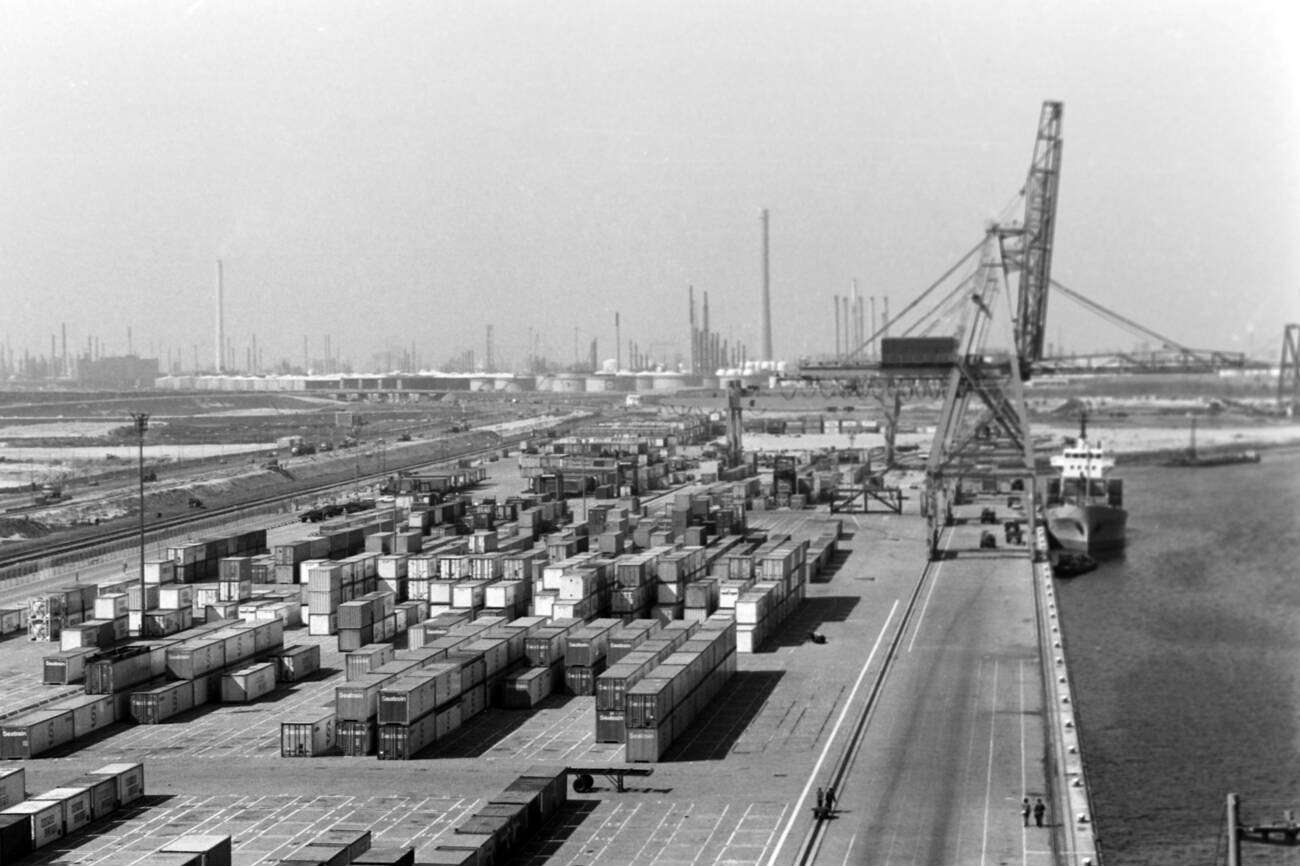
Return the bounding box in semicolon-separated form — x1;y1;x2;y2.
2;1;1298;372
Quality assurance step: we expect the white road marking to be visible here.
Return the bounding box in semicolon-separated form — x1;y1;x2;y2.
980;660;1000;866
1020;659;1029;865
841;833;858;865
908;529;952;652
763;599;899;866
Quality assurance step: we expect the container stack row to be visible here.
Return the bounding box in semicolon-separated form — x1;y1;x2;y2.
442;766;569;866
165;529;267;583
624;614;738;762
3;618;274;757
0;762;143;858
726;540;809;653
282;614;549;759
594;619;701;743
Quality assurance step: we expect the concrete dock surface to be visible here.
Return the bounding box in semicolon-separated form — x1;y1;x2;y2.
4;498;1073;865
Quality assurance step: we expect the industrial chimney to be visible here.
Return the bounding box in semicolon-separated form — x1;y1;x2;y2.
215;260;225;373
761;209;772;362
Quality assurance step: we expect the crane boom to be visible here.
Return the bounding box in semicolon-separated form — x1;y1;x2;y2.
1011;101;1064;371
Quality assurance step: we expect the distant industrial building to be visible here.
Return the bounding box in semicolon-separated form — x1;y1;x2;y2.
77;354;160;389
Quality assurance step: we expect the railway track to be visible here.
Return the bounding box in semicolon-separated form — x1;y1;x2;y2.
0;428;542;583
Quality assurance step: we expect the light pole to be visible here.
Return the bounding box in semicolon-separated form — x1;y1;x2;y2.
129;412;148;613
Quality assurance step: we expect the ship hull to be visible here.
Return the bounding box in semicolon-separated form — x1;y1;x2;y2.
1044;502;1127;555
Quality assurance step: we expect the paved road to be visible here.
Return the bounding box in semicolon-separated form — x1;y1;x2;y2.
811;512;1056;866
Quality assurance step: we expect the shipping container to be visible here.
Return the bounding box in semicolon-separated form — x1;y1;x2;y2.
0;708;76;758
0;766;24;810
42;646;99;684
0;799;62;849
377;671;450;725
432;837;492;866
336;674;392;722
281;708;337;758
88;762;145;805
132;679;200;724
0;812;33;861
166;638;225;680
499;662;558;709
338;719;377;757
311;825;372;861
48;692;117;738
220;662;277;702
352;847;416;866
94;593;130;619
63;773;120;821
280;843;350;866
31;786;93;835
272;644;321;682
157;834;233;866
377;711;438;760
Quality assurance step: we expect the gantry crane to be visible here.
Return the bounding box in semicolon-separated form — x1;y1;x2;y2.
922;102;1062;556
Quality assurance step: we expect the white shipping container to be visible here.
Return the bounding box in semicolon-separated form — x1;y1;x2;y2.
556;572;595;601
89;762;145;805
65;774;119;820
1;799;64;849
32;786;93;835
255;602;301;628
451;580;488;610
308;613;337;636
221;662;277;702
158;585;195;611
531;591;557;618
377;555;409;579
484;580;520;609
49;693;117;737
143;560;176;584
427;579;456;604
94;593;129;619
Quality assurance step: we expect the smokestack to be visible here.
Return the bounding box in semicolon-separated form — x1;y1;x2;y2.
841;297;849;359
215;260;225;372
615;312;621;372
761;208;772;361
61;323;67;378
870;296;877;360
688;286;696;374
850;279;858;351
834;294;841;358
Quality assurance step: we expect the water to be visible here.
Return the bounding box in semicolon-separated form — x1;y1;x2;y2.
1055;448;1300;865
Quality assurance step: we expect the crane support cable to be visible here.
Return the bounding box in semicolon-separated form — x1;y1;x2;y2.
844;238;985;361
899;274;979;338
1050;278;1197;354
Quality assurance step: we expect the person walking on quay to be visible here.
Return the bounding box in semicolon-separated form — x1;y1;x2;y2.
824;786;837;815
1033;798;1046;827
1022;798;1031;827
815;788;824;815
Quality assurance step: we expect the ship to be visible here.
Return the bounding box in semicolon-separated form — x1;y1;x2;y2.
1161;415;1262;467
1043;413;1127;555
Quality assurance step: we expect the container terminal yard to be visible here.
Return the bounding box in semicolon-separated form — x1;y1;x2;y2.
2;83;1298;866
0;411;1082;866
